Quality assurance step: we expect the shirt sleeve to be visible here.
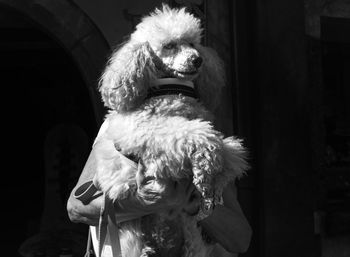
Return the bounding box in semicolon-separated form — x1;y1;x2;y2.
93;118;110;147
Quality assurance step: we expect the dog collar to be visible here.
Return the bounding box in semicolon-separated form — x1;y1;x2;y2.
147;78;198;99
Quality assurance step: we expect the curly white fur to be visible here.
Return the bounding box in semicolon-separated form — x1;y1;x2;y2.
94;4;249;257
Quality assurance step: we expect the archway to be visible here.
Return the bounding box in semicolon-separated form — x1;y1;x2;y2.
0;0;110;124
0;2;109;256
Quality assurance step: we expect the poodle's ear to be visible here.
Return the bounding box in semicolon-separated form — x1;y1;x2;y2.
99;41;156;112
195;46;225;112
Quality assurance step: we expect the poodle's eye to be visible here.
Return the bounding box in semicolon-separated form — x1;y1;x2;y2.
163;42;177;50
189;43;195;47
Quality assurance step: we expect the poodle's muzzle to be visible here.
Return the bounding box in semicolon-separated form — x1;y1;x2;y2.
154;44;203;79
176;55;202;75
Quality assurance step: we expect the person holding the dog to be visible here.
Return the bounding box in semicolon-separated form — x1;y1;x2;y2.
67;136;252;257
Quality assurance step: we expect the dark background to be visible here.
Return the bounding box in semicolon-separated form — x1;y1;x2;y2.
0;1;349;257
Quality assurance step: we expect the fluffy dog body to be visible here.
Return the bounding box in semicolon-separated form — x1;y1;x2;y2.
94;5;249;257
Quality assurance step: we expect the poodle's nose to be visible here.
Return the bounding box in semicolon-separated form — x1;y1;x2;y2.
192;56;203;68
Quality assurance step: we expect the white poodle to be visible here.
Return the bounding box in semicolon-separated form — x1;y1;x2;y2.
93;4;249;257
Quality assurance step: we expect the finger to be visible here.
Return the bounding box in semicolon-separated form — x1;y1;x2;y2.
175;178;192;192
183;181;197;199
92;174;101;190
136;161;145;188
183;189;201;216
188;188;201;203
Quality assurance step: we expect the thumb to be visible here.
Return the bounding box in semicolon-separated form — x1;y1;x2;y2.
92;173;101;190
136;160;146;188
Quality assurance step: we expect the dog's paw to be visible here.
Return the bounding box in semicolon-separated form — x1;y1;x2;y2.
222;136;249;179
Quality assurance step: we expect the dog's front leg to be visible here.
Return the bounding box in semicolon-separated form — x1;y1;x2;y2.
190;142;224;219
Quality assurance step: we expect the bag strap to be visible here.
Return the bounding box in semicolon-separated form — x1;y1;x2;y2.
107;200;122;257
98;193;123;257
74;181;122;257
84;227;94;257
98;193;108;257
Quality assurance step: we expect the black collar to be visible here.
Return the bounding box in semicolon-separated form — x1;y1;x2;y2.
146;78;198;100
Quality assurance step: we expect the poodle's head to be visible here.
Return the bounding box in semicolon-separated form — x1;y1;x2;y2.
99;4;225;112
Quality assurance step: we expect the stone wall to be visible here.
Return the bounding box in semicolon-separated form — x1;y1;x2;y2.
305;0;350;38
72;0;163;46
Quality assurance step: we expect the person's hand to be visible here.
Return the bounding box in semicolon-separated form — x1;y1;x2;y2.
91;140;203;218
136;161;201;217
182;185;201;216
